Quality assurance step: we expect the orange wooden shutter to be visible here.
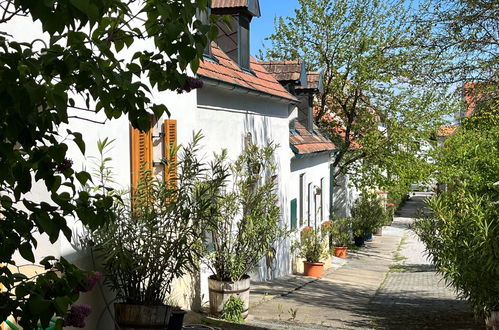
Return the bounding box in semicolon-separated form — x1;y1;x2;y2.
163;119;177;184
130;125;153;189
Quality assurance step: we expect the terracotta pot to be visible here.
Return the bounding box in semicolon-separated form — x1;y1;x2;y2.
334;246;348;258
374;227;383;236
303;261;324;277
486;310;499;330
208;275;250;319
114;303;171;330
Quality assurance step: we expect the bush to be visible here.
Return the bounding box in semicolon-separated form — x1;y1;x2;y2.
221;296;245;323
293;226;329;263
329;217;351;247
351;192;385;236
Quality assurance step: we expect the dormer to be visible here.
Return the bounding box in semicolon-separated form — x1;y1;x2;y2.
211;0;261;71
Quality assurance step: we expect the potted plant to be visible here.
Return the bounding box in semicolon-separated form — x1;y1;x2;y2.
293;226;329;277
329;217;351;258
201;142;286;319
85;135;222;329
351;192;383;246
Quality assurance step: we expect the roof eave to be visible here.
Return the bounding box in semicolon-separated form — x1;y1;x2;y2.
198;73;299;104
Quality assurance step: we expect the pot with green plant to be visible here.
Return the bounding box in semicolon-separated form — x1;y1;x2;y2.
351;192;385;246
329;217;351;258
202;142;286;319
293;226;329;277
84;134;224;329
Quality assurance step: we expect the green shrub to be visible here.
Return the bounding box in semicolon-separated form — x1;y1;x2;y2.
221;296;244;323
351;192;385;236
329;217;351;247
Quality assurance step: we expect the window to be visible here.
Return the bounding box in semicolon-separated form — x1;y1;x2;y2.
130;124;153;189
307;182;312;227
239;15;250;70
299;174;304;226
320;178;324;221
163;119;177;186
130;120;177;190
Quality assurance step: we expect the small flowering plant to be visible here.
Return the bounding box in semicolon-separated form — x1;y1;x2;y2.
293;226;328;263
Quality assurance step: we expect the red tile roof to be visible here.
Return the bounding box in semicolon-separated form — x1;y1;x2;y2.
296;72;321;90
198;43;297;102
212;0;248;8
259;60;303;82
290;120;336;155
437;126;456;137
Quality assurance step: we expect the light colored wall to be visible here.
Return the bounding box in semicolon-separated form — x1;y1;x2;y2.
194;84;292;306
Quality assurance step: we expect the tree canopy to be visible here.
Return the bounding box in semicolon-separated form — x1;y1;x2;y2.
261;0;452;191
0;0;214;326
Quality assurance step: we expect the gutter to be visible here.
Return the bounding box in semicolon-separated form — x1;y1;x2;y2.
199;74;299;105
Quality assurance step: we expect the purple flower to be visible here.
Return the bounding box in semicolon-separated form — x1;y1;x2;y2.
78;271;102;292
54;158;73;173
64;304;92;328
176;76;204;94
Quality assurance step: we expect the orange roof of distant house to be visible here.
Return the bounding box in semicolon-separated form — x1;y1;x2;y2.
259;60;303;81
211;0;261;16
198;43;297;102
437;126;456;137
290;120;336;155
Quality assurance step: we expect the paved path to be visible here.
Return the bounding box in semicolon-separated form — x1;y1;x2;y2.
245;193;483;329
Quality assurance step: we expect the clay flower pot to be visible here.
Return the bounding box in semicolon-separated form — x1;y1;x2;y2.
334;246;348;258
303;261;324;277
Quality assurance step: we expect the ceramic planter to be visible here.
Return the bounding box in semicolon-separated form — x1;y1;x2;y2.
333;246;348;258
114;303;171;330
208;275;250;319
364;233;373;241
374;227;383;236
303;261;324;277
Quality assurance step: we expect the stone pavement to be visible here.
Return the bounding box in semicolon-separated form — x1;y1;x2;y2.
244;193;483;330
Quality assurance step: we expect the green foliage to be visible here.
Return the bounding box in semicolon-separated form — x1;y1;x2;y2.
416;111;499;317
293;227;328;263
351;192;385;236
220;296;244;323
0;0;213;324
262;0;452;189
329;217;351;247
203;142;286;282
89;133;223;305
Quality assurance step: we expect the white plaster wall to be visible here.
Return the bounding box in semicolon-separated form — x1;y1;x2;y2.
289;153;332;230
194;83;292;305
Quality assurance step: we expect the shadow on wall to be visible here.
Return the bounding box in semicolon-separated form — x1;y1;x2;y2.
243;114;291;282
332;174;350;218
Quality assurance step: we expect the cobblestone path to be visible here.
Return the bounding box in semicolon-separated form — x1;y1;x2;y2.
369;194;483;330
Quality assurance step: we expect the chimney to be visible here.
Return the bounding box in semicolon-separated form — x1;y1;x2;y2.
211;0;261;71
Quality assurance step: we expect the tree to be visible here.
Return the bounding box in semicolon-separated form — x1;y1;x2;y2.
0;0;215;327
415;0;498;84
261;0;452;190
415;102;499;317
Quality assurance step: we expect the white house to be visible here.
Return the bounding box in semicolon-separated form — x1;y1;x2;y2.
2;0;304;328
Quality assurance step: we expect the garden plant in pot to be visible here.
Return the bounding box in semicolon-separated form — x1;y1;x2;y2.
329;217;351;258
201;141;285;319
85;135;224;330
351;192;384;247
293;226;329;277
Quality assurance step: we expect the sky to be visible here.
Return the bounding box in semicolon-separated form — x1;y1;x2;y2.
250;0;300;57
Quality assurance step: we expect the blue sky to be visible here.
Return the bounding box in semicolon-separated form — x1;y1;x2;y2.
250;0;300;56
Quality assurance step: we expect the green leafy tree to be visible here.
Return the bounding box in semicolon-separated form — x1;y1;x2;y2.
261;0;453;190
0;0;215;327
416;104;499;317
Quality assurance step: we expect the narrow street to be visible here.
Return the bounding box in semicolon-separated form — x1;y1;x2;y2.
245;193;483;329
